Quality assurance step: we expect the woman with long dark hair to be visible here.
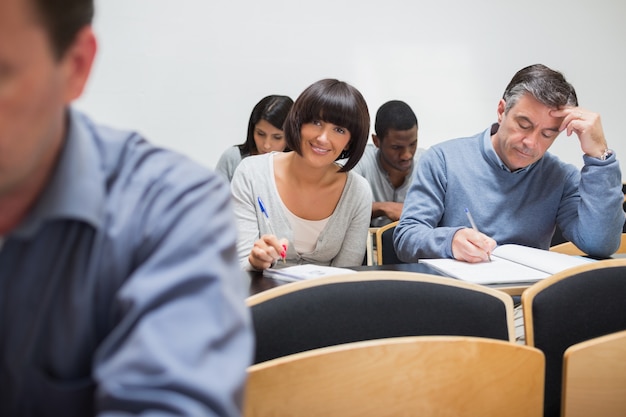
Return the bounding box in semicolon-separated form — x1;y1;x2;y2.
216;95;293;182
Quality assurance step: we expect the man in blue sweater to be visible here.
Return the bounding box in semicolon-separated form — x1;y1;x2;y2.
394;64;623;262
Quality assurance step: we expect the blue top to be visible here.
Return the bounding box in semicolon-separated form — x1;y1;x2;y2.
0;109;253;416
395;124;624;260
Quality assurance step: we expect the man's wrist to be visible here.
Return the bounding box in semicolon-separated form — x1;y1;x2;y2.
598;148;614;161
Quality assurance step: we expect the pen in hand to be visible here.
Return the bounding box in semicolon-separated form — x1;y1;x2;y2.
257;196;286;264
464;207;492;262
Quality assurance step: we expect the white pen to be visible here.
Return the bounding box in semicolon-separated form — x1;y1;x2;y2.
464;207;491;262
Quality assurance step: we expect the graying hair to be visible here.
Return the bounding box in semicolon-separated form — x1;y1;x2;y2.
502;64;578;113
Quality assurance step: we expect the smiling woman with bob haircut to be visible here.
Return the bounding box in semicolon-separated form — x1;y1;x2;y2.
231;78;372;270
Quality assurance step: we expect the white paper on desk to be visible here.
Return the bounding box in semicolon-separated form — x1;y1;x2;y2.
420;244;594;285
263;264;357;282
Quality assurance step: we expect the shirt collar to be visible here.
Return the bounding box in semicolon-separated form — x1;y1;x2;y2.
12;108;106;238
482;123;535;174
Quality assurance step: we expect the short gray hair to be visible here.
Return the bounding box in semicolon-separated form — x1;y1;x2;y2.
502;64;578;113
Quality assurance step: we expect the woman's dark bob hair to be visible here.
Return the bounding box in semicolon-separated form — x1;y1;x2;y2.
283;79;370;172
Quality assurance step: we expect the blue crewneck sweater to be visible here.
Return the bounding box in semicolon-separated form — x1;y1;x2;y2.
395;124;624;260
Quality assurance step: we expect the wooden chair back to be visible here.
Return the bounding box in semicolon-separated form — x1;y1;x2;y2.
561;329;626;417
550;233;626;256
522;259;626;417
243;335;545;417
375;220;403;265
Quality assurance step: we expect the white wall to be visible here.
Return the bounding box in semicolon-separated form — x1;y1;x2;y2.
76;0;626;176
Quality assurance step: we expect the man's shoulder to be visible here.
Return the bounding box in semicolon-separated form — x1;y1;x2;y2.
363;143;379;161
538;151;579;178
354;144;381;174
434;134;480;149
423;133;483;161
78;112;221;195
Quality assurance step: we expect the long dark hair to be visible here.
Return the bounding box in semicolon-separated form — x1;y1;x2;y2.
238;95;294;156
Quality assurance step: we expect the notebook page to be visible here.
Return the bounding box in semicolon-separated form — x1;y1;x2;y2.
420;256;549;284
263;264;357;282
492;244;593;275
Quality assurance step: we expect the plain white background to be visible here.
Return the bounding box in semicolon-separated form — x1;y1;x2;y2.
76;0;626;177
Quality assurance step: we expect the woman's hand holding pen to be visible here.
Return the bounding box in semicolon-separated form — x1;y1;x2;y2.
452;228;497;263
248;235;289;270
253;196;288;269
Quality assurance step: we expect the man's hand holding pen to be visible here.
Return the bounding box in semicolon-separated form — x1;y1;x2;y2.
452;228;497;263
451;207;497;263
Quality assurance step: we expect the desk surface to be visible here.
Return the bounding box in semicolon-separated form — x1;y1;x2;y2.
249;262;531;297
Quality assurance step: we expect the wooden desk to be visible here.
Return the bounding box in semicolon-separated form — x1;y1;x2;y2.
249;262;533;297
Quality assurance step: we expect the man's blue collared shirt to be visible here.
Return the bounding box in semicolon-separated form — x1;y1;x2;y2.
0;109;253;416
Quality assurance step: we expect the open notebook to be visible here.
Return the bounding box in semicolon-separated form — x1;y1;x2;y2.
420;244;594;285
263;264;357;282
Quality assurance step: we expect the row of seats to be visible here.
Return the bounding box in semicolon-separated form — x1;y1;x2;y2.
244;261;626;417
245;335;545;417
365;220;401;265
522;258;626;416
243;331;626;417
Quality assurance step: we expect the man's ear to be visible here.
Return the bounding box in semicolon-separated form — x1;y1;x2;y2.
497;98;506;124
372;134;381;148
61;26;97;103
